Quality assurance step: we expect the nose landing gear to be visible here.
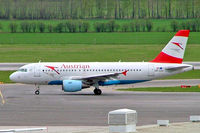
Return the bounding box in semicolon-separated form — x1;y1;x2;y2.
35;90;40;95
35;84;40;95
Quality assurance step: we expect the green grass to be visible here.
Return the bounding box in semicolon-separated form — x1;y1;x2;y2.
0;32;174;44
0;32;199;45
161;70;200;79
118;86;200;92
0;71;14;83
0;19;196;33
0;44;199;62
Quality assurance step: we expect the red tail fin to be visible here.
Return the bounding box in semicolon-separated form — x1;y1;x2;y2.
150;30;190;64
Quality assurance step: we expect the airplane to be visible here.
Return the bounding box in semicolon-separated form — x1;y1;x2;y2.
9;30;193;95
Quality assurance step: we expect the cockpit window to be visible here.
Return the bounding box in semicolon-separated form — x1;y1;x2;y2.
18;68;27;72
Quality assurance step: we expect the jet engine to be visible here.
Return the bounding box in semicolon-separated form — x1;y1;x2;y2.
62;80;89;92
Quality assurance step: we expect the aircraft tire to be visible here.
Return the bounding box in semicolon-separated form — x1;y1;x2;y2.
35;90;40;95
94;89;102;95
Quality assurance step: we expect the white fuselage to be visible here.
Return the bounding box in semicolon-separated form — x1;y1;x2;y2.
10;62;193;86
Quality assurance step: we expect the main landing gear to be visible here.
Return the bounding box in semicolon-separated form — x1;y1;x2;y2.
93;83;102;95
93;88;102;95
35;84;40;95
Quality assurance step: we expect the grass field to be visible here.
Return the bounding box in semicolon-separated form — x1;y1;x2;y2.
161;70;200;79
0;44;199;62
0;71;14;83
0;32;199;45
0;19;196;33
118;86;200;92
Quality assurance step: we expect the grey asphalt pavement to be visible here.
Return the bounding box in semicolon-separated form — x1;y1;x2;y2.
1;123;200;133
0;80;200;126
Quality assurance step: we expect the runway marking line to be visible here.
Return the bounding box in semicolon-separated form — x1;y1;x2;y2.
0;89;5;105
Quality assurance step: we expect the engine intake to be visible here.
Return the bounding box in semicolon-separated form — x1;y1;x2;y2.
62;80;89;92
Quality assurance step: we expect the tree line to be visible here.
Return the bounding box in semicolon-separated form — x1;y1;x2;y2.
0;0;199;20
171;20;200;32
2;20;199;33
7;20;153;33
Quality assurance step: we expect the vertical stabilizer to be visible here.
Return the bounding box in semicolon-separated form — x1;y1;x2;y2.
151;30;190;64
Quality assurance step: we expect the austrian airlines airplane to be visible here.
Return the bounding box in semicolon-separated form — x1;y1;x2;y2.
10;30;193;95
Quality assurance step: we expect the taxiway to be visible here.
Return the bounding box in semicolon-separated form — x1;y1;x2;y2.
0;80;200;126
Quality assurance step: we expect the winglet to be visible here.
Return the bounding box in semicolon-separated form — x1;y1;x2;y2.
122;70;128;76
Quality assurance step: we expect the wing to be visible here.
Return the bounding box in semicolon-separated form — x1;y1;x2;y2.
70;70;128;84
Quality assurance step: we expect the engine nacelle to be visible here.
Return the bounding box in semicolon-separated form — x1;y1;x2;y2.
62;80;82;92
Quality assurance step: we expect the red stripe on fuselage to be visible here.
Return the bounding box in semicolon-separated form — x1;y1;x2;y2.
150;52;183;64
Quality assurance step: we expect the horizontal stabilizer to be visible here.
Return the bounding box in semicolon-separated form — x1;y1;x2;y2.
165;65;191;70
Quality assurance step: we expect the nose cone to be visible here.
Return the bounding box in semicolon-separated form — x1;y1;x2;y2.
9;72;17;82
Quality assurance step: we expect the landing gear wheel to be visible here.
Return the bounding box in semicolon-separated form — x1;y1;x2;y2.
94;89;102;95
35;90;40;95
